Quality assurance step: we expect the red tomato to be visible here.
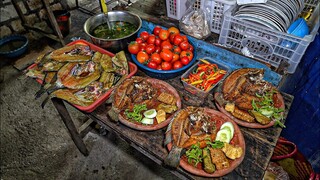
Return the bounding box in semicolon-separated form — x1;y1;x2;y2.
173;61;183;69
181;35;188;42
145;44;155;54
180;56;189;65
155;46;161;53
154;37;161;46
188;44;194;51
136;37;144;43
169;34;176;43
179;41;190;51
128;41;140;54
160;49;173;62
173;34;184;46
139;42;147;51
173;46;181;54
156;65;162;70
151;53;162;65
140;31;149;41
161;61;172;70
161;41;173;50
147;61;158;69
137;51;149;64
153;26;162;36
180;50;193;61
168;27;180;36
147;34;156;44
159;29;169;41
172;53;180;62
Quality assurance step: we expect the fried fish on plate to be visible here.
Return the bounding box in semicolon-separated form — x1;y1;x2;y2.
214;68;285;128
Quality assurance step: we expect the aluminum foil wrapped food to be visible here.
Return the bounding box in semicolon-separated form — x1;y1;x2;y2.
179;10;211;39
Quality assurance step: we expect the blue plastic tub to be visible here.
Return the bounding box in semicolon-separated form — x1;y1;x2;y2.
0;35;28;58
131;21;198;80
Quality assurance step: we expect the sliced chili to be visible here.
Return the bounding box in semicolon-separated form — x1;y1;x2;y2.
182;61;226;92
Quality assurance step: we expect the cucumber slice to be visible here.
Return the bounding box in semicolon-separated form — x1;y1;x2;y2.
143;109;157;118
141;117;154;125
260;109;274;117
215;129;232;143
220;122;234;138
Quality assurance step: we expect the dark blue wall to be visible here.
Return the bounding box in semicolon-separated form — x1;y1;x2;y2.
280;31;320;173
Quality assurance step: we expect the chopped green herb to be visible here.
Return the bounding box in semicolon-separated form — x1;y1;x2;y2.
206;140;224;149
185;142;203;167
124;104;147;122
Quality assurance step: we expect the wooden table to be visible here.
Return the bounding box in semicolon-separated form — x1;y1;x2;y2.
51;71;293;179
47;1;293;178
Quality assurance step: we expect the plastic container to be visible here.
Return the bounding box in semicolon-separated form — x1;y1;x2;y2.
0;35;28;58
28;40;137;113
53;10;71;37
181;57;230;98
218;1;320;74
131;21;198;80
166;0;236;34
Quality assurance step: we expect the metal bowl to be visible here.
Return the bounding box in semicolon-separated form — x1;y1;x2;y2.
83;11;142;53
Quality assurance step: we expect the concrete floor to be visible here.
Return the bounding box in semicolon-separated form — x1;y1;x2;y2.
0;1;177;180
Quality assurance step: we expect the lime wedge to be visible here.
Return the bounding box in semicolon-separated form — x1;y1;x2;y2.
220;122;234;138
143;109;157;118
215;129;232;143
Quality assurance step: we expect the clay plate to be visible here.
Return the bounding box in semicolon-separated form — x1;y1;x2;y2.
117;77;181;131
214;92;285;129
166;107;245;177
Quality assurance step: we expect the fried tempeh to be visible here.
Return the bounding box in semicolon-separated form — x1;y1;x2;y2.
210;148;230;170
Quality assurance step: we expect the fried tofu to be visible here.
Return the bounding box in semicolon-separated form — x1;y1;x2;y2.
157;92;176;105
210;148;230;170
222;143;243;160
156;109;166;124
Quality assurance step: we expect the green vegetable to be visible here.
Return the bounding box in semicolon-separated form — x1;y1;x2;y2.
124;104;147;122
202;148;215;173
206;140;224;149
141;117;154;125
252;91;285;128
92;21;137;39
185;143;203;167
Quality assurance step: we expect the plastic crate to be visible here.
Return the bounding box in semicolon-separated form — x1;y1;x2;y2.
166;0;236;34
218;1;320;74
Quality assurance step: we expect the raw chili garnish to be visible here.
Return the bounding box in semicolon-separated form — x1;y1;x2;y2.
182;59;226;91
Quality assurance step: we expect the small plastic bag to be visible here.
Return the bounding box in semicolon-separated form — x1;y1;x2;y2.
179;0;211;39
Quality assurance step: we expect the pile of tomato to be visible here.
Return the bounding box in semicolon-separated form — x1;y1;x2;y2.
128;26;194;71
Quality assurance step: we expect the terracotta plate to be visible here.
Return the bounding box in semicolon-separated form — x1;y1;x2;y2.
116;77;181;131
166;107;245;177
214;92;285;129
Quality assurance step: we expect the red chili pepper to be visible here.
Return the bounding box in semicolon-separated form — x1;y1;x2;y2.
182;61;226;91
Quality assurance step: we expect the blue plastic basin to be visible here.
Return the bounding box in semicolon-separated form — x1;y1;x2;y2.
0;35;29;58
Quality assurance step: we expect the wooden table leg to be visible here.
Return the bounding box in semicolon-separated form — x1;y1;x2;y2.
51;98;89;156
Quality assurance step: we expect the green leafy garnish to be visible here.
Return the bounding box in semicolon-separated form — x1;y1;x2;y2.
124;104;147;122
185;142;203;167
253;91;286;128
206;140;224;149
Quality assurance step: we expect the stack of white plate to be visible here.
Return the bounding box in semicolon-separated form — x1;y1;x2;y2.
234;0;304;32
